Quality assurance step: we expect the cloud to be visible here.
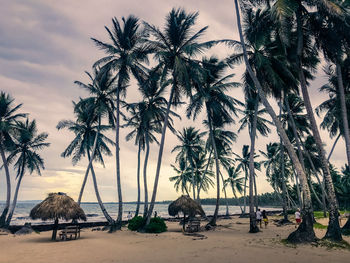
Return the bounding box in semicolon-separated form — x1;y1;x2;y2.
0;0;347;204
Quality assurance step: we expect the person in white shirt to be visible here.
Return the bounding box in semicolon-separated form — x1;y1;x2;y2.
295;209;301;228
256;209;262;228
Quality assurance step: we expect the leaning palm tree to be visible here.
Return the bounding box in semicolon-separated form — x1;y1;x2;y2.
143;8;217;224
233;0;317;243
0;92;26;227
92;15;151;227
57;99;115;224
187;56;241;226
172;127;206;200
270;0;344;241
5;118;49;226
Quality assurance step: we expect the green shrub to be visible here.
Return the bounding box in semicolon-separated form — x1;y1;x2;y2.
128;216;145;231
145;217;167;233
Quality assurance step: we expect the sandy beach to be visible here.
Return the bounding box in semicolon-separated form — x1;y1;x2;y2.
1;216;349;263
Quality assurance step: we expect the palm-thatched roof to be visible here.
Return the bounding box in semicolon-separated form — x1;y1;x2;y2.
168;195;205;217
30;192;87;221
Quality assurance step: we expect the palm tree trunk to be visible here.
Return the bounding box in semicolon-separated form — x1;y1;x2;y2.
207;108;221;226
233;191;244;213
302;144;328;216
220;172;230;216
336;63;350;166
249;97;259;232
234;0;316;242
284;98;304;209
253;175;258;211
190;161;196;200
279;100;289;223
87;150;114;224
143;135;150;218
115;88;123;227
145;86;175;225
77;166;89;206
0;142;11;227
328;134;341;162
77;121;101;206
243;169;248;214
135;143;141;216
309;179;323;208
197;150;212;201
5;160;25;227
293;170;303;209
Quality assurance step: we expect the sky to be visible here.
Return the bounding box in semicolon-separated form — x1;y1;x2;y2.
0;0;347;202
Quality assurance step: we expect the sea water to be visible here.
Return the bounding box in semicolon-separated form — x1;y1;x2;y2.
0;202;280;225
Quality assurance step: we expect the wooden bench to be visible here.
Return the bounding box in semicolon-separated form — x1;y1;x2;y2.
59;226;80;241
186;219;200;233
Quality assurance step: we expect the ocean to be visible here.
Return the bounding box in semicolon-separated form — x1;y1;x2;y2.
0;202;281;226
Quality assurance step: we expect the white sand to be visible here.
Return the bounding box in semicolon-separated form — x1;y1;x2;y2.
0;216;349;263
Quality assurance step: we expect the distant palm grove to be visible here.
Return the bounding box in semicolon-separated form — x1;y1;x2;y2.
1;0;350;243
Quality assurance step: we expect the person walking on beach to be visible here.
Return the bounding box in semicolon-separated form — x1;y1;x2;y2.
256;209;262;228
295;209;301;228
262;210;268;228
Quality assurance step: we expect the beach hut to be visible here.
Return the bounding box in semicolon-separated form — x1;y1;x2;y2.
168;195;205;231
30;192;86;240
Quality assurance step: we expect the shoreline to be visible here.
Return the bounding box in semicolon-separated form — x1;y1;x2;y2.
7;210;282;233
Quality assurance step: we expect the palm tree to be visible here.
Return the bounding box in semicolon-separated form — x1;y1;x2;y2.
124;67;178;217
0;92;26;227
233;0;316;242
224;166;244;213
187;56;241;226
170;157;191;196
172;127;206;200
211;128;236;216
310;4;350;167
92;15;151;227
5;118;49;226
316;61;350;162
57;100;115;224
143;8;216;224
234;145;260;214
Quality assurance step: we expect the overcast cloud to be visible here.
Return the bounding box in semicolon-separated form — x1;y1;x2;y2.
0;0;346;203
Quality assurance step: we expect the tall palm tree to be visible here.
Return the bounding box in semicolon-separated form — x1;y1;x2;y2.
0;92;26;227
124;68;178;217
92;15;151;227
172;127;206;200
316;61;350;162
5;118;49;226
233;0;316;242
57;100;115;224
187;56;241;226
143;8;216;224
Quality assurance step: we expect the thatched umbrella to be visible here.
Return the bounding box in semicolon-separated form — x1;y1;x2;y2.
30;192;86;240
168;195;205;230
